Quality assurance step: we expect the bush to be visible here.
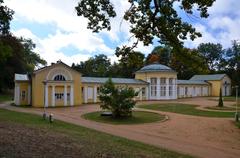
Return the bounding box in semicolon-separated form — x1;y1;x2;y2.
99;78;138;118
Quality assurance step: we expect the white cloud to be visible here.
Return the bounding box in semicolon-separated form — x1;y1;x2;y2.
184;0;240;48
5;0;132;65
6;0;240;66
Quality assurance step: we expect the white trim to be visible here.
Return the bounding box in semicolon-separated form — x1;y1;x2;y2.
46;67;73;80
14;84;20;105
52;85;55;107
84;86;88;103
93;86;97;103
70;85;74;106
64;85;67;106
156;78;160;99
45;84;48;107
166;78;169;98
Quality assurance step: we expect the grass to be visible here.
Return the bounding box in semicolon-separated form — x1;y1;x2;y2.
223;96;240;102
82;111;165;125
139;103;235;118
205;106;235;111
236;122;240;128
0;93;12;103
0;108;193;158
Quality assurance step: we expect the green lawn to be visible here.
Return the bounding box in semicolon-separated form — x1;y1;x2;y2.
0;94;12;103
82;111;165;125
0;108;193;158
236;122;240;128
139;103;235;118
205;106;235;111
223;96;240;102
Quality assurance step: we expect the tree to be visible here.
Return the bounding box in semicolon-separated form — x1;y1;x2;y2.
116;50;145;78
0;35;46;92
218;88;223;107
72;54;111;77
225;40;240;95
99;78;138;118
171;48;209;79
146;46;171;65
76;0;215;50
0;0;14;35
197;43;224;72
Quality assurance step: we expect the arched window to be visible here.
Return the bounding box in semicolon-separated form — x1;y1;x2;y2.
54;75;66;81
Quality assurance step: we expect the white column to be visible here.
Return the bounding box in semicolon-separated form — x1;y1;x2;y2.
147;78;150;100
146;87;149;100
93;86;97;103
15;84;20;105
70;84;74;106
166;78;169;99
52;85;55;107
28;85;31;105
64;85;67;106
157;78;160;99
140;87;143;100
44;84;48;107
174;78;177;99
84;86;88;103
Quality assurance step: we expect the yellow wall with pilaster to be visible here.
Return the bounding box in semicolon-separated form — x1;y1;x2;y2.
32;63;82;107
18;82;30;105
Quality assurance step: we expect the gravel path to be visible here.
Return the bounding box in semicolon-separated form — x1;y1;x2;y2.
1;97;240;158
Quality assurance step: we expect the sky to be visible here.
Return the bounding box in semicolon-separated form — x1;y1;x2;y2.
4;0;240;66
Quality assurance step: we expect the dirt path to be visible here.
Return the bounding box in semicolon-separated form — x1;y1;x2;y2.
1;98;240;158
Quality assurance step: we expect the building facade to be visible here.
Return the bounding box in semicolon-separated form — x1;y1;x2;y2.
14;61;231;107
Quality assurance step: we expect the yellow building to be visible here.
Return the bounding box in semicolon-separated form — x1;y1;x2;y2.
14;61;231;107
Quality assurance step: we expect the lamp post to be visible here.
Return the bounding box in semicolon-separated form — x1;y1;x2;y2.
233;86;239;122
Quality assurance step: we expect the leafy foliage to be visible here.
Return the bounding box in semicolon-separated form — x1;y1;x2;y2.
75;0;116;32
0;35;46;92
76;0;215;50
146;46;171;65
72;54;111;77
99;78;138;118
197;43;225;71
0;0;14;35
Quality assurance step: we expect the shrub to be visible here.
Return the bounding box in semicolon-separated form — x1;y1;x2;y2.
99;78;138;118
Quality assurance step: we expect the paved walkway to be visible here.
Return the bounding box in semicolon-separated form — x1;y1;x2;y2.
1;97;240;158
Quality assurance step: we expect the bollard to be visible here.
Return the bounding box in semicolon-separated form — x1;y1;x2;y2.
43;112;47;120
235;113;239;122
49;113;54;123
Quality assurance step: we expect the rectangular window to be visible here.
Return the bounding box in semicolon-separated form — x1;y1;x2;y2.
87;87;93;99
150;78;157;97
185;87;188;95
21;91;26;100
160;78;166;84
160;86;166;96
169;78;173;85
151;86;157;96
67;93;70;101
97;87;100;95
169;86;173;96
142;87;146;96
55;93;64;100
150;78;157;85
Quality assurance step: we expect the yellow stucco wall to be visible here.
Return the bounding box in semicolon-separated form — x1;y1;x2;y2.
18;82;30;105
208;80;221;96
32;63;82;107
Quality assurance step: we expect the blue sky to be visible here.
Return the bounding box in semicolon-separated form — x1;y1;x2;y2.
5;0;240;65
